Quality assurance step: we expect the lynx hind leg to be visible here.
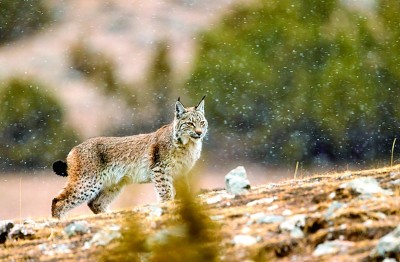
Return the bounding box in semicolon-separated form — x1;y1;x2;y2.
88;182;125;214
151;168;175;202
52;179;102;219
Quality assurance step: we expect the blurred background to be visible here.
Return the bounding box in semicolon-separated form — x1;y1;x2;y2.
0;0;399;219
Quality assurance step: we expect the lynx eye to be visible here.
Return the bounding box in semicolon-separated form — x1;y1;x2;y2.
186;122;195;127
200;121;206;127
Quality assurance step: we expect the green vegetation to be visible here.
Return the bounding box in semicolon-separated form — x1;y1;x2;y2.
0;0;50;44
0;78;78;170
186;0;400;165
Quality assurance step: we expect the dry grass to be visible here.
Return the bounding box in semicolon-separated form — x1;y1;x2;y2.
1;165;399;261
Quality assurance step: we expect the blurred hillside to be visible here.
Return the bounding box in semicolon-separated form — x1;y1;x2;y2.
0;0;399;170
0;0;238;170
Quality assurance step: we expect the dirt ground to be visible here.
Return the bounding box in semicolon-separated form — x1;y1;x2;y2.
0;165;399;261
0;164;292;220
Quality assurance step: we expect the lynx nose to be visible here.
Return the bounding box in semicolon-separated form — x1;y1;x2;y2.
195;129;203;136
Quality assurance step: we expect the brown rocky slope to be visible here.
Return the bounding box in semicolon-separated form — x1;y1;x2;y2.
1;165;399;261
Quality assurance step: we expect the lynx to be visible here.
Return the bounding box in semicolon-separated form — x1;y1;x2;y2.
51;97;207;218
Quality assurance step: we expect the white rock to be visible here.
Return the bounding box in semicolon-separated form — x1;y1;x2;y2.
313;240;355;256
64;221;90;237
340;177;393;196
255;214;285;224
83;225;121;249
225;166;251;195
280;214;306;231
267;204;279;211
232;234;257;246
206;195;223;204
324;201;346;219
39;243;72;256
290;227;304;239
246;197;277;207
372;226;400;257
282;209;293;216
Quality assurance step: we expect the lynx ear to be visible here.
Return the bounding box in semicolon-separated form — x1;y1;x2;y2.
175;98;186;118
195;95;205;114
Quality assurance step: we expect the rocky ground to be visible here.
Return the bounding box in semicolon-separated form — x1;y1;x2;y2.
1;165;399;261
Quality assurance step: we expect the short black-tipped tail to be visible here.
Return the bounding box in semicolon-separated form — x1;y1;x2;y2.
52;160;68;177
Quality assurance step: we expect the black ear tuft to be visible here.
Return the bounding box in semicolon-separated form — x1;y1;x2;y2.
195;96;205;113
175;100;186;118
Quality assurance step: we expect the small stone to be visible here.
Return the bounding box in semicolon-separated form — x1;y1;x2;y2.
256;215;285;224
340;177;393;197
232;234;257;246
313;240;355;256
280;214;307;239
250;212;266;220
83;225;121;249
39;243;72;256
210;215;224;221
64;221;90;237
372;226;400;257
390;179;400;185
363;220;373;226
324;201;346;219
280;214;307;232
206;195;223;204
246;197;276;207
328;192;336;199
0;221;14;244
225;166;251;195
290;227;304;239
282;209;292;216
267;204;279;211
147;226;186;247
9;225;34;240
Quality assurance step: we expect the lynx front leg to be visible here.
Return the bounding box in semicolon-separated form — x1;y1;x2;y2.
151;167;175;202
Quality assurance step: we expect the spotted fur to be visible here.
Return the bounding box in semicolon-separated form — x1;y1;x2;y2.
51;97;208;218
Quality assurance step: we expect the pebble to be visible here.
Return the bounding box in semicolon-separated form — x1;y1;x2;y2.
280;214;307;239
232;234;257;246
147;226;186;247
267;204;279;211
64;221;90;237
39;243;72;256
282;209;292;216
280;214;306;231
390;179;400;185
256;214;285;224
313;240;355;256
246;197;277;207
324;201;346;219
83;225;121;249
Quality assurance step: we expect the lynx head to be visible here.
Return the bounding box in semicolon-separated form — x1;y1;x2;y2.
173;96;208;144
